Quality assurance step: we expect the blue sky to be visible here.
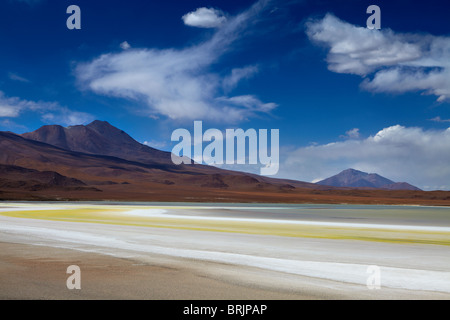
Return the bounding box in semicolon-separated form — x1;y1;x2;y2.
1;0;450;190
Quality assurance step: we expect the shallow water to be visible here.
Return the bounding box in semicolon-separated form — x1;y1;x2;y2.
2;201;450;227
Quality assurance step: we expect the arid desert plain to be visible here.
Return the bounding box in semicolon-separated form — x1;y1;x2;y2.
0;202;449;299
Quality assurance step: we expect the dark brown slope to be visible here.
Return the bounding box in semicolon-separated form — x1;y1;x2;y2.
0;131;318;195
20;121;323;189
0;130;330;202
0;131;223;184
0;164;92;191
21;121;169;165
381;182;421;191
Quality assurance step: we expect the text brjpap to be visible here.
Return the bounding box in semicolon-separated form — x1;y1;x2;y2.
183;304;267;317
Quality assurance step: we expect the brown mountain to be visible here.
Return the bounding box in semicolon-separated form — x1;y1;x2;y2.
1;122;448;204
0;126;326;202
19;120;325;189
316;168;421;191
21;120;172;166
0;130;240;185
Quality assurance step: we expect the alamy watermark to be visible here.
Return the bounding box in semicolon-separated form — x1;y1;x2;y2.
66;265;81;290
366;5;381;30
171;121;279;176
66;5;81;30
366;265;381;290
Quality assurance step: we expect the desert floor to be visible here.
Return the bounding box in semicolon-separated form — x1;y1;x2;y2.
0;202;449;299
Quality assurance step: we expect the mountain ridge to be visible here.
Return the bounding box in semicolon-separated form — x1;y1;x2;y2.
0;126;326;192
19;121;331;189
316;168;421;191
1;121;447;204
21;120;172;166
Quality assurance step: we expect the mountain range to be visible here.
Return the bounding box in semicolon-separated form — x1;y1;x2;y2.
316;168;421;191
0;120;448;205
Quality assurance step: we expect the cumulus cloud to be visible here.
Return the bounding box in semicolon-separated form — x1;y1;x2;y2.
306;14;450;102
182;7;227;28
120;41;131;50
278;125;450;190
340;128;360;139
76;0;275;122
0;91;94;126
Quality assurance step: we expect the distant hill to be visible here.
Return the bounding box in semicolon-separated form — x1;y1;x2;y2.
316;168;421;191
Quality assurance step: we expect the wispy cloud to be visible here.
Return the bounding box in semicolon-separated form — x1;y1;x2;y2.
76;0;276;122
41;108;94;126
216;95;277;114
8;72;30;83
0;118;28;131
306;14;450;102
429;116;450;123
0;91;53;117
222;65;259;92
278;125;450;190
0;91;94;126
182;7;227;28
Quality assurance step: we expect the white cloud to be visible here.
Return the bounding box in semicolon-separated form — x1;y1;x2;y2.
278;125;450;190
0;91;54;117
142;140;167;149
120;41;131;50
182;7;227;28
0;104;19;117
41;109;94;126
217;95;277;113
306;14;450;102
222;65;259;91
76;0;276;122
0;91;94;126
340;128;360;139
